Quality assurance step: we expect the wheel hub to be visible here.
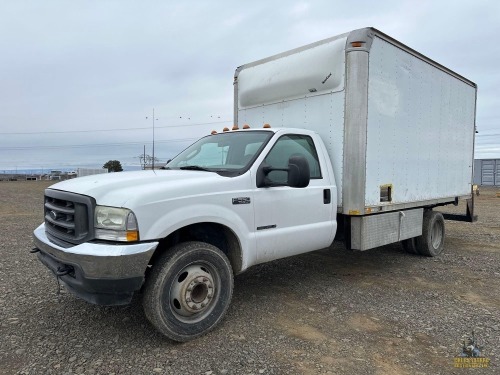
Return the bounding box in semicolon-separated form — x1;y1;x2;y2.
171;265;215;317
431;221;443;249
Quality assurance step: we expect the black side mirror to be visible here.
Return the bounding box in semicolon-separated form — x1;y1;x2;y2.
256;155;310;188
256;163;271;188
288;155;310;188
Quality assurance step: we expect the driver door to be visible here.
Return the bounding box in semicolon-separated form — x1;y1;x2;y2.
253;134;335;263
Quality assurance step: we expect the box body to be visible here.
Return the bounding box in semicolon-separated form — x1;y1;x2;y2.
235;27;477;215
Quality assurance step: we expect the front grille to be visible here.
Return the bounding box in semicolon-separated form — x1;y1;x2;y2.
44;189;95;246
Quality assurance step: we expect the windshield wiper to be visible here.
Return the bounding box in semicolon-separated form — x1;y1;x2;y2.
179;165;212;172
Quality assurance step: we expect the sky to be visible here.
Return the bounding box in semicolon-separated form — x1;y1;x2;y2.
0;0;499;172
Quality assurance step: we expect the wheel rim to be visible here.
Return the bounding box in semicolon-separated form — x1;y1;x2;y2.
430;219;444;249
169;263;218;323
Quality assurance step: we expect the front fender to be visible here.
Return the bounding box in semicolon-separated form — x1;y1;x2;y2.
137;203;256;271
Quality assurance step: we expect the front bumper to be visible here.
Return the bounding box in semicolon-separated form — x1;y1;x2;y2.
33;224;158;305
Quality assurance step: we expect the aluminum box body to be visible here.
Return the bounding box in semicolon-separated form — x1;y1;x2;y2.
234;27;477;215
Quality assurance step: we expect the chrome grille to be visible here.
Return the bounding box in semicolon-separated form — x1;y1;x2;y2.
44;190;95;246
45;197;76;237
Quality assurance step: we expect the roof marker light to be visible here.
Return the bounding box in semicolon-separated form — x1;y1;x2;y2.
243;124;250;129
211;130;217;135
223;127;229;132
263;123;271;128
232;125;239;130
351;41;364;48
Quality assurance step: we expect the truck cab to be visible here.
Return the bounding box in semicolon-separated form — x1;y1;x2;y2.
33;126;337;341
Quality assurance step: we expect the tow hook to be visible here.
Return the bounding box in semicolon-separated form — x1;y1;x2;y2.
56;265;74;277
30;248;40;253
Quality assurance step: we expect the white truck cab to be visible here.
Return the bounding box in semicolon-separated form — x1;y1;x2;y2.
33;27;476;341
34;127;338;341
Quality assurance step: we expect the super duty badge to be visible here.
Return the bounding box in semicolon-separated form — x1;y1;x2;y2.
232;197;251;205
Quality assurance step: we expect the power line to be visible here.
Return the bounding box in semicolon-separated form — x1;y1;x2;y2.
0;120;231;135
0;137;198;151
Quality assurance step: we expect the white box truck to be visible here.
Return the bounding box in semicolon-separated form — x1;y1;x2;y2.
32;27;476;342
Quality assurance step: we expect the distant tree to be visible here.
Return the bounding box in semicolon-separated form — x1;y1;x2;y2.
103;160;123;172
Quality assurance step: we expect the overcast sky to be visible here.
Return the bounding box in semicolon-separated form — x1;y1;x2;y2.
0;0;499;172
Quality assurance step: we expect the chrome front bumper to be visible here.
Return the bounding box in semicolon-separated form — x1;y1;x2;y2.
33;224;158;305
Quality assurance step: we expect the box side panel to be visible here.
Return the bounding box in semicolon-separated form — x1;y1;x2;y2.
238;92;345;205
365;37;476;207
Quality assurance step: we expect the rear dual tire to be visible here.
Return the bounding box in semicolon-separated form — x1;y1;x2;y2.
402;237;419;254
402;211;445;257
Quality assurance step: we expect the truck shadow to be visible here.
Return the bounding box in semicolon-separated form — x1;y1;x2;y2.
33;242;431;351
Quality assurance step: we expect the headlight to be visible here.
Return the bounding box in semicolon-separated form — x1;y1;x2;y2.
94;206;139;242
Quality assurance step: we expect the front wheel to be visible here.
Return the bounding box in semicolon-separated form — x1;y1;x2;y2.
142;241;234;342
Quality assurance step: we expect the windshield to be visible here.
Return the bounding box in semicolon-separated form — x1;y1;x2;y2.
167;131;273;176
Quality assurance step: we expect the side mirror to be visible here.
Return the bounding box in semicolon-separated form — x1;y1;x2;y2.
288;155;310;188
256;164;271;188
256;155;310;188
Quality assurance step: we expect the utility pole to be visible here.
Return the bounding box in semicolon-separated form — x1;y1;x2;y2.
146;109;157;170
152;108;155;170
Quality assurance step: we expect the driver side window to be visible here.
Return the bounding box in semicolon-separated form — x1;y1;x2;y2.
263;135;321;185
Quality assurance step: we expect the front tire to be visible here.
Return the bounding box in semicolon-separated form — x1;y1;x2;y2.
143;241;234;342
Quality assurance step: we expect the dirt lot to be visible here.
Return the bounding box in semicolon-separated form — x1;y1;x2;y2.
1;181;499;374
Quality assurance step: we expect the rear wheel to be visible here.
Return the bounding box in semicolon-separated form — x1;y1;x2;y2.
143;241;233;342
415;211;445;257
402;237;420;255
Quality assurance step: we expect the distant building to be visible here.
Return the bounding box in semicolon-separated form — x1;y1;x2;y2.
49;170;62;180
474;159;500;186
77;168;109;178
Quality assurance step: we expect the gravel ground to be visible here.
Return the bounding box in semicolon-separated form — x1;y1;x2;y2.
1;181;499;375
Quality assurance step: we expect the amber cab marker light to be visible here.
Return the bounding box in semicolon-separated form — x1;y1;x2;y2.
232;125;239;130
243;124;250;129
263;123;271;128
223;127;230;132
211;130;217;135
351;41;364;48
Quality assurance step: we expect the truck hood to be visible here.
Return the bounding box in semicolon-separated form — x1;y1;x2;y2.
48;170;238;208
